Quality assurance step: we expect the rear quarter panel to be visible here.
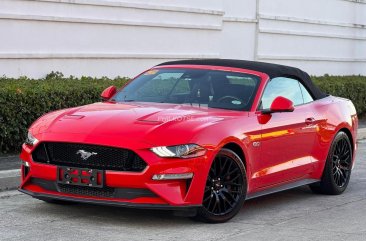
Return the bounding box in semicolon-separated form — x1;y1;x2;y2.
311;96;358;178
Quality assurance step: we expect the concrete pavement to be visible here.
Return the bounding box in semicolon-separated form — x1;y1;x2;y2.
0;155;20;171
0;156;20;191
359;128;366;140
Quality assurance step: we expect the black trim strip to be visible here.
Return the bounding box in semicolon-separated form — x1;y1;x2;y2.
246;178;319;200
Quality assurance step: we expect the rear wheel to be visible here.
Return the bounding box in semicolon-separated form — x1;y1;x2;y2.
194;148;247;223
310;131;352;195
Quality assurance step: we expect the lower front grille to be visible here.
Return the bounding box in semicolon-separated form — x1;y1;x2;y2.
30;178;157;199
58;184;115;198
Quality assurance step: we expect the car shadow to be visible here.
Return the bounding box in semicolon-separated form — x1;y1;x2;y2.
29;186;316;225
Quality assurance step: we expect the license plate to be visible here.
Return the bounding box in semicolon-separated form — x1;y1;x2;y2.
57;166;104;188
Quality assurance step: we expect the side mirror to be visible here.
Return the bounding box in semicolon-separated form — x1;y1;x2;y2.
262;96;294;114
101;86;116;101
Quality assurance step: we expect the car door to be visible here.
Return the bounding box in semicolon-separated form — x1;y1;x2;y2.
252;77;318;189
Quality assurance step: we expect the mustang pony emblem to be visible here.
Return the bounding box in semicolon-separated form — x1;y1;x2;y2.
76;150;97;160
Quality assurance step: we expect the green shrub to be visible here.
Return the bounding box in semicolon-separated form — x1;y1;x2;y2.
313;75;366;117
0;73;365;154
0;72;129;153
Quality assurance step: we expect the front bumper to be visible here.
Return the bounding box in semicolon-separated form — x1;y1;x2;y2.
19;142;214;209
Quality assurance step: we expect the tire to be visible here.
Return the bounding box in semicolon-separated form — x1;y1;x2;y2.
310;131;352;195
193;148;247;223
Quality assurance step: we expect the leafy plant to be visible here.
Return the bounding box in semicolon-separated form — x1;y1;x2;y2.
313;75;366;117
0;72;129;153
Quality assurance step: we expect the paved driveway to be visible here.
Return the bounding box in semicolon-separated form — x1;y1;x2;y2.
1;140;365;241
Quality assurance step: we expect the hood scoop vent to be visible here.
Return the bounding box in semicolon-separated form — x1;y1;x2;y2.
135;119;163;125
62;114;85;120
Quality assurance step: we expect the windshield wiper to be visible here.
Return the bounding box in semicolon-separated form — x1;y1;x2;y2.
122;94;136;102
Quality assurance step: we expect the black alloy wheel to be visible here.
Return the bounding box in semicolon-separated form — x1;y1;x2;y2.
310;131;353;195
194;148;247;223
332;136;352;187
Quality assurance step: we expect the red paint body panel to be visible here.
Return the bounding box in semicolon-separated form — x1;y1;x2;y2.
19;65;358;208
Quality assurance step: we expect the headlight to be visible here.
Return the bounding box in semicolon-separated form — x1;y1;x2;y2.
25;131;38;146
151;144;206;158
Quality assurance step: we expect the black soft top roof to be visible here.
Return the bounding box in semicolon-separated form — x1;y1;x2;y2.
157;59;326;100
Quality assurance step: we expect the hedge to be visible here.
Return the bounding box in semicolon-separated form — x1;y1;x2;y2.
0;72;129;154
313;75;366;117
0;73;365;154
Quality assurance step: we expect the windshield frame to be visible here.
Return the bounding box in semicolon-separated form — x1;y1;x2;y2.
112;65;269;112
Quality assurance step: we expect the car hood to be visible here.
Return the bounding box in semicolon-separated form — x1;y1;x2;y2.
30;102;243;146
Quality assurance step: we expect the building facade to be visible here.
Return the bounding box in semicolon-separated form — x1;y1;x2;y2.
0;0;365;77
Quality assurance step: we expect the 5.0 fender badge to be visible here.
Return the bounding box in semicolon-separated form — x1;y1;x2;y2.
252;142;261;147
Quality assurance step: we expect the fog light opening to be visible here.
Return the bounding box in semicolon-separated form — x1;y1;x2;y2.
152;173;193;180
22;161;30;178
22;161;30;167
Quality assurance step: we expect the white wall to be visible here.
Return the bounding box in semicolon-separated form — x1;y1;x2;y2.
0;0;365;78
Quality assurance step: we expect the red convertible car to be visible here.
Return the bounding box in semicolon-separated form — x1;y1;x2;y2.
19;59;358;223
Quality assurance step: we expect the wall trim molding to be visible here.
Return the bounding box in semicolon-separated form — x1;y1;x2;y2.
0;13;222;30
341;0;366;4
0;52;220;59
19;0;224;16
223;17;257;23
258;55;366;62
260;28;366;40
260;14;366;29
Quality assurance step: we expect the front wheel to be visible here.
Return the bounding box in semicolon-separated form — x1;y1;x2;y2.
194;148;247;223
310;131;353;195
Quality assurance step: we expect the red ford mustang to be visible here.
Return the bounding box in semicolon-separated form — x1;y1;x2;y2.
19;59;358;223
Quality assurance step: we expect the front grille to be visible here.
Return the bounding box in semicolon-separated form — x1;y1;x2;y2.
32;142;147;172
58;184;115;198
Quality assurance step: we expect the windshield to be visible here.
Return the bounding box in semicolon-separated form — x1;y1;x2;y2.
112;68;261;111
